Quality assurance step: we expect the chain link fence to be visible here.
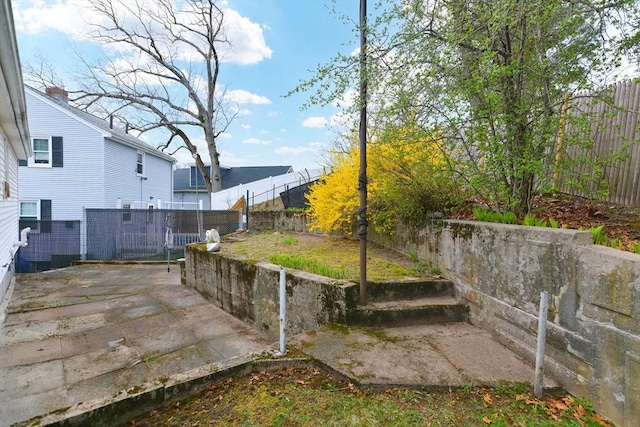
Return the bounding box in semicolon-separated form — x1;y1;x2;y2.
16;209;241;272
16;220;82;273
85;208;241;261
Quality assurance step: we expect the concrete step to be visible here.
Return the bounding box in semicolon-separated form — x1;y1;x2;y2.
365;279;456;302
346;296;470;327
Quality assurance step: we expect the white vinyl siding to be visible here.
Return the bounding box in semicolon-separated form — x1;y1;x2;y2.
20;88;174;222
0;131;20;301
20;90;106;220
104;138;173;207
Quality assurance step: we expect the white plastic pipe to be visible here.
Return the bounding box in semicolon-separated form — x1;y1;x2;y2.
13;227;31;248
279;268;286;354
534;291;549;398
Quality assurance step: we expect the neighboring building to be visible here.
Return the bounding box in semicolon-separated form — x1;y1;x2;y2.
19;85;176;223
174;165;293;209
0;0;32;304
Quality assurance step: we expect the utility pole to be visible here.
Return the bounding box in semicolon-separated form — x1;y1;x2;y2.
358;0;368;305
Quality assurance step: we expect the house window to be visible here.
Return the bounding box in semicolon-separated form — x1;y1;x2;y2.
29;136;63;167
32;138;50;165
19;201;39;232
20;201;38;219
137;151;144;175
190;165;211;187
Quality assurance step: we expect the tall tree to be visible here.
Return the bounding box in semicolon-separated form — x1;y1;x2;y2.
295;0;640;214
69;0;245;200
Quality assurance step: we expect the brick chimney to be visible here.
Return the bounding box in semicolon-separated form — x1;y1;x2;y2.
45;86;69;103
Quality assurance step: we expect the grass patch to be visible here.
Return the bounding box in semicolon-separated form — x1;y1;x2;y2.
127;367;612;427
224;232;419;281
269;254;348;279
283;236;298;245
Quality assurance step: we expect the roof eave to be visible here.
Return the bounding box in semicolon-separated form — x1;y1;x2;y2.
109;133;176;163
0;0;31;158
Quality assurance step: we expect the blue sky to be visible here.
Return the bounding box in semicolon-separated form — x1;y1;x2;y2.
12;0;360;172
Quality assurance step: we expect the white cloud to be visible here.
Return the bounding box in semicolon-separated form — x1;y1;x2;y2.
13;0;95;40
330;111;355;129
259;130;270;135
275;141;325;155
332;89;358;109
220;8;273;65
229;106;251;118
219;132;232;139
267;111;280;118
13;1;272;65
241;124;251;130
219;150;254;166
225;89;271;105
171;137;210;165
302;116;328;128
242;137;272;145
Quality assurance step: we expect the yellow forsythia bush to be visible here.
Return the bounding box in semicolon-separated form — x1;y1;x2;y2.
306;149;376;234
306;124;462;235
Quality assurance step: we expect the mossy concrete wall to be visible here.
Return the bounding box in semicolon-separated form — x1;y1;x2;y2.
249;210;312;233
369;219;640;427
182;245;357;339
186;210;640;425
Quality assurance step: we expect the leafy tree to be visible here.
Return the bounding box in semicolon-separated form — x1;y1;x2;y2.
295;0;640;214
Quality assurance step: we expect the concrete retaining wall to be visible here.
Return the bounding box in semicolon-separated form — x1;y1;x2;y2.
182;245;357;339
369;220;640;427
185;210;640;425
248;210;312;233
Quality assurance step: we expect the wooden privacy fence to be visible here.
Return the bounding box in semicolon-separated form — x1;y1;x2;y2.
557;79;640;205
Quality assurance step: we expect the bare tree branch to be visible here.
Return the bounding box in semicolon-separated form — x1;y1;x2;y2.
59;0;238;199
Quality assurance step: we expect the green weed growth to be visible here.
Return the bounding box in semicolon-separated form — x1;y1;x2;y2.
472;207;517;224
269;254;348;279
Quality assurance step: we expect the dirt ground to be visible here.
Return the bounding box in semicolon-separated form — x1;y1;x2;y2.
450;193;640;250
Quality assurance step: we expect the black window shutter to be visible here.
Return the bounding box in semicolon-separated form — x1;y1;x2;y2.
52;136;63;167
18;159;27;166
41;199;52;233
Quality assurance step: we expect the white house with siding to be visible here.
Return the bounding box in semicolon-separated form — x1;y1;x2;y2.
0;0;31;305
19;86;176;224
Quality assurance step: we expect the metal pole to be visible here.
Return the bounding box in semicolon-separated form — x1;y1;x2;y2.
534;291;549;397
246;190;250;230
279;268;286;354
165;214;172;273
166;245;170;272
358;0;368;305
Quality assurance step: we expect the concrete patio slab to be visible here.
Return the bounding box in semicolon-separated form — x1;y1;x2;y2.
0;263;557;427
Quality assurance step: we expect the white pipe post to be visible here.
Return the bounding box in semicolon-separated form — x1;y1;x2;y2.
279;268;286;354
534;291;549;398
